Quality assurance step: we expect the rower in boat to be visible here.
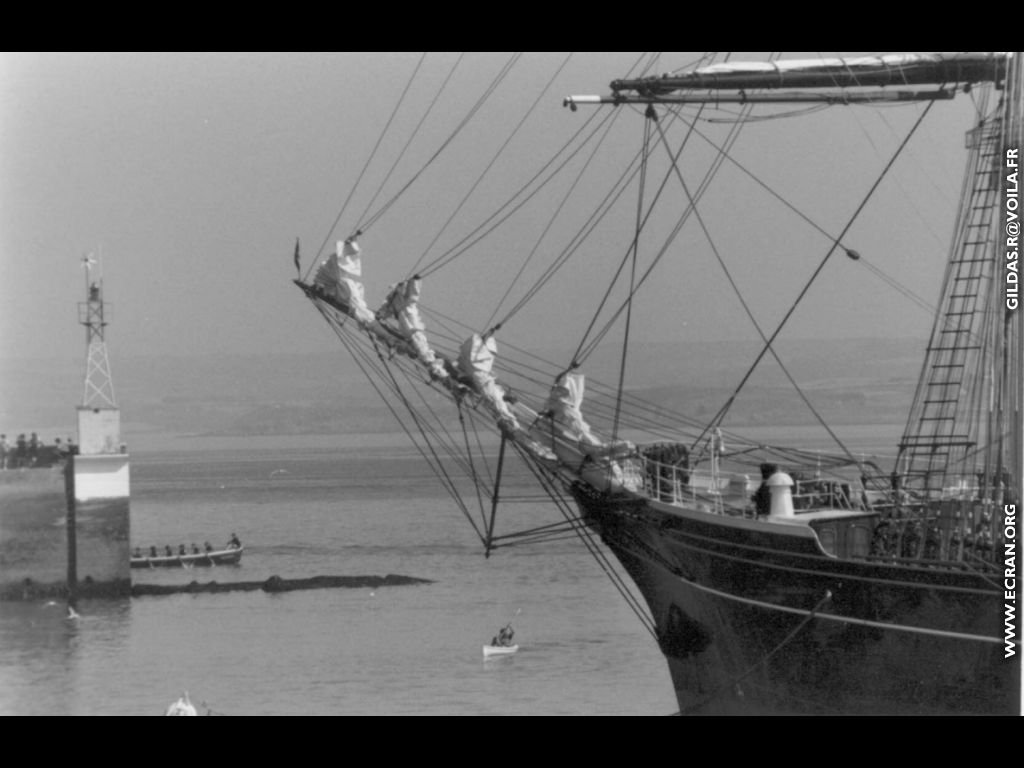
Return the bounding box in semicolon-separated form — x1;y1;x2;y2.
493;622;514;647
484;622;519;657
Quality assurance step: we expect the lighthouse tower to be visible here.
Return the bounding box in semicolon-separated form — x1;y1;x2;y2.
81;274;116;409
0;258;131;600
70;256;130;596
77;259;121;452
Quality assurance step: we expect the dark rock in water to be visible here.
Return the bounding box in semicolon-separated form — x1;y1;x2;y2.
1;577;132;601
130;574;432;597
262;575;285;592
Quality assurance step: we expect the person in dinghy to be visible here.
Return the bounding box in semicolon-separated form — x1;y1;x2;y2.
492;622;515;647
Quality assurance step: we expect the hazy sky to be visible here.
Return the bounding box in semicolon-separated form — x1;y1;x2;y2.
0;52;982;375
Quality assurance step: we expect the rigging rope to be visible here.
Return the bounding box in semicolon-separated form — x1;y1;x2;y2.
571;99;753;365
489;112;642;328
566;114;694;366
416;293;881;481
457;403;491;532
669;106;971;344
485;101;629;329
612;109;653;440
306;52;427;279
416;107;615;279
410;52;575;277
668;112;853;255
695;99;938;448
648;116;859;465
320;303;487;543
311;299;695;614
358;53;523;236
570;57;786;365
355;53;465;229
699;103;832;122
417;53;652;284
511;443;657;637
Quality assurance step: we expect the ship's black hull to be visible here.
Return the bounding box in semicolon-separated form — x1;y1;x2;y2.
574;486;1018;715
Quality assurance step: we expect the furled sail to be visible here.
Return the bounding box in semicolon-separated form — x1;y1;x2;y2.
457;334;519;430
314;238;375;326
610;52;1008;94
378;277;447;380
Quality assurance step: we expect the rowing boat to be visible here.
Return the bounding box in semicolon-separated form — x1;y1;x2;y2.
130;546;244;569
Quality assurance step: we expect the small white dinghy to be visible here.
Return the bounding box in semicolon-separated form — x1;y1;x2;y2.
483;644;519;658
165;692;198;716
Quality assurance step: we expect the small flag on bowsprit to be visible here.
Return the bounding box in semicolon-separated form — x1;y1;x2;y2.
293;238;301;276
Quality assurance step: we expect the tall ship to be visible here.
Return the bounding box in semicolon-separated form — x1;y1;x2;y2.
294;52;1021;714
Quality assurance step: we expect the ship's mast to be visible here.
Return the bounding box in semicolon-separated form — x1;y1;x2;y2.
896;53;1021;508
78;255;116;408
895;100;1002;496
571;51;1021;518
1011;55;1024;513
1002;52;1024;512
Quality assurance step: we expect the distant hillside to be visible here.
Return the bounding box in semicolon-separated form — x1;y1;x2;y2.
1;337;926;438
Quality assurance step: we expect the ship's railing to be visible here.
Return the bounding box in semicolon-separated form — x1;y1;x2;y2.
861;499;1007;569
636;450;1010;567
850;469;1012;567
637;448;882;516
637;449;753;514
789;478;864;511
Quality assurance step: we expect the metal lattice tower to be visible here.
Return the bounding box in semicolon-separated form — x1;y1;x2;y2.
79;258;116;408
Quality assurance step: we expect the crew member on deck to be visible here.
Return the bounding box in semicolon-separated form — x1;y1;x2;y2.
753;463;776;517
228;533;241;549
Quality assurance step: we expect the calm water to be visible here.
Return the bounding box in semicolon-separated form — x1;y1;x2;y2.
0;436;679;715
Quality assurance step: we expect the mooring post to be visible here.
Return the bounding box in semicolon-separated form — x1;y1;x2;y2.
64;454;77;607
